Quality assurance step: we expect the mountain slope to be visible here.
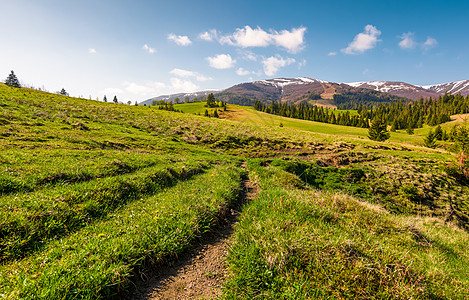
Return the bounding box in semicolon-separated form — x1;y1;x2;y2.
140;90;219;106
422;80;469;96
346;81;441;101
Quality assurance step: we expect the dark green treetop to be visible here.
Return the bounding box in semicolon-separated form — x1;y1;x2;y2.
5;70;21;88
368;117;390;141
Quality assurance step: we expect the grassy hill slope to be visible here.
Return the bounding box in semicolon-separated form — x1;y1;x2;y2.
1;84;469;298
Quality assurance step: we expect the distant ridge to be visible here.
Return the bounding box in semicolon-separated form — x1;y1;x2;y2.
139;90;219;106
141;77;469;106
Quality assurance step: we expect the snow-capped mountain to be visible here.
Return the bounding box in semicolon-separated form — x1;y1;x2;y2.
217;77;341;104
421;80;469;97
345;81;441;101
142;77;468;106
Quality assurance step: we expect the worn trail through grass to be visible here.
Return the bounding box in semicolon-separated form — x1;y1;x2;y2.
137;167;259;300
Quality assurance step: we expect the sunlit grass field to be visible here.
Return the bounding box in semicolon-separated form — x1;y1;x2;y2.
1;84;468;298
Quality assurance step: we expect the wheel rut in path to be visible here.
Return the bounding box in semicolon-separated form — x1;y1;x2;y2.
133;172;258;300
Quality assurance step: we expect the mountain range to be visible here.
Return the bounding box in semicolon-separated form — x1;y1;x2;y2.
141;78;469;107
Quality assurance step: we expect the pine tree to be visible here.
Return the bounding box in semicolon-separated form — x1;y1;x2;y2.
213;109;219;118
59;88;68;96
368;117;390;141
406;122;414;135
113;96;118;103
5;70;21;88
204;109;209;117
103;95;107;102
434;125;443;140
206;93;216;107
423;130;437;148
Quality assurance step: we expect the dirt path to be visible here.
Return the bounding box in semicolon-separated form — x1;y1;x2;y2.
134;175;258;300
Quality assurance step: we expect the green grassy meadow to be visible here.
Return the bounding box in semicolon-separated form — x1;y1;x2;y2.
1;84;469;298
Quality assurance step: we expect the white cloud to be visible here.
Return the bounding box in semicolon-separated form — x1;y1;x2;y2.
342;25;381;55
328;51;337;56
88;48;97;54
169;77;199;92
206;54;236;69
220;26;307;53
236;68;252;76
423;37;438;50
170;68;213;82
398;32;417;49
199;29;218;41
168;33;192;46
220;26;271;47
271;27;306;53
262;55;295;76
142;44;156;54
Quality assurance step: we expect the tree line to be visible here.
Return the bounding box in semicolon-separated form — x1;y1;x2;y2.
253;100;371;128
254;93;469;132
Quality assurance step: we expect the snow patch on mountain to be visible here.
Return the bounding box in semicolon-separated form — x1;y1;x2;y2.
256;77;327;88
346;81;415;93
422;80;469;95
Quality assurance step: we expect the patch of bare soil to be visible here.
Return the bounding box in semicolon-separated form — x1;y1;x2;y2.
131;174;258;300
320;82;336;100
450;113;469;123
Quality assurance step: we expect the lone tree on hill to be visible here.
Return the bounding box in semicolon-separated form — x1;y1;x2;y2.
368;117;390;141
5;70;21;88
113;96;118;103
206;93;217;108
103;95;108;102
59;88;69;96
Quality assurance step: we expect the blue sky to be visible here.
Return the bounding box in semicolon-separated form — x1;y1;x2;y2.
1;0;468;102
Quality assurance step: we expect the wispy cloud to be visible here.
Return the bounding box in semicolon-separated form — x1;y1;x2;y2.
168;33;192;46
298;59;307;69
398;33;438;51
398;32;417;49
142;44;156;54
88;48;97;54
342;25;381;55
238;50;258;61
262;55;295;76
423;37;438;50
220;26;307;53
199;29;218;41
206;54;236;69
170;68;213;81
328;51;337;56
